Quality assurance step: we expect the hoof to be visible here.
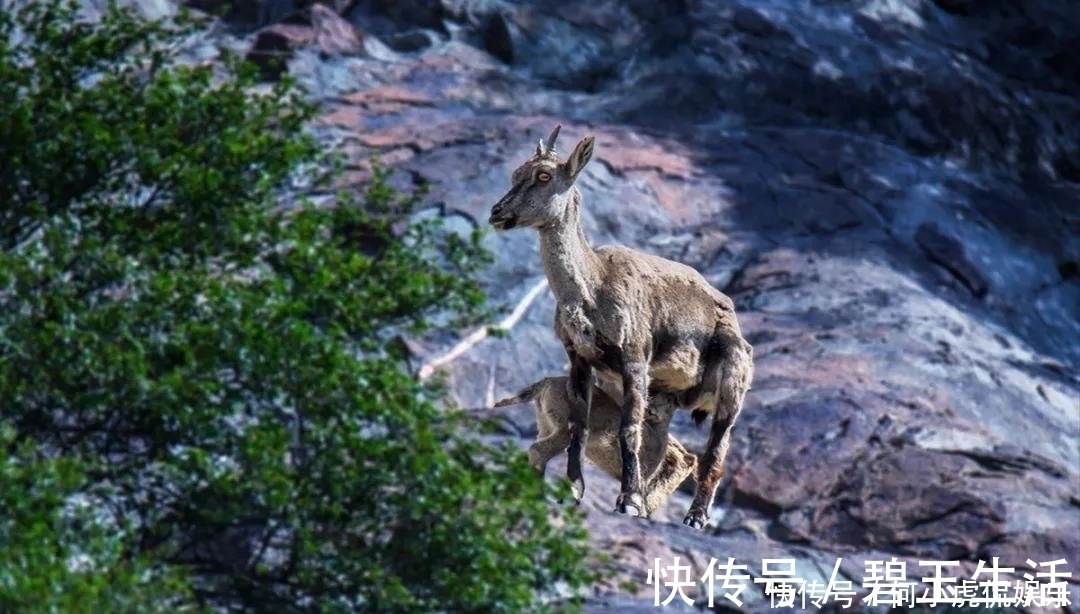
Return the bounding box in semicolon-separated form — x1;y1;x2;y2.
615;492;646;517
682;510;708;530
569;478;585;504
554;497;581;507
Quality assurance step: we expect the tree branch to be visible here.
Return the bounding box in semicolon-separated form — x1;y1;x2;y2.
417;278;548;381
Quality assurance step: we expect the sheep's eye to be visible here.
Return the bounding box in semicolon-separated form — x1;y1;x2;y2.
537;172;551;182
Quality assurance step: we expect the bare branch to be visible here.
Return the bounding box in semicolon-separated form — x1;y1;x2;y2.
417;278;548;381
485;360;496;409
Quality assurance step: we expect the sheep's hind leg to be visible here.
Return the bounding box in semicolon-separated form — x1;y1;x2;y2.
684;340;752;530
683;411;734;529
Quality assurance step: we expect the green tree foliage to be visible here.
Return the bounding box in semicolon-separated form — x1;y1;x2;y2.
0;424;199;613
0;1;596;611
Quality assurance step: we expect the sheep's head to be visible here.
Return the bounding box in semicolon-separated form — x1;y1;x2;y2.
488;124;595;231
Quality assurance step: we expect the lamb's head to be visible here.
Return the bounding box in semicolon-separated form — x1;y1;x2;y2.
488;124;595;231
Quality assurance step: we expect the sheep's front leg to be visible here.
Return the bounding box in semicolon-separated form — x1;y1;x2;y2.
615;361;648;517
565;351;594;504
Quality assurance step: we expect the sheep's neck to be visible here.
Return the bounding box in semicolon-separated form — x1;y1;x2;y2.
538;189;600;308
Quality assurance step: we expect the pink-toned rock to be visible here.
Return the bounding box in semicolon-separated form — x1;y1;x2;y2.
246;4;362;80
310;3;362;55
593;132;696;179
336;85;434;109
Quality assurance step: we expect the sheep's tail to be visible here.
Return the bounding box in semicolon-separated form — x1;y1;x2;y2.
493;380;541;408
692;335;754;427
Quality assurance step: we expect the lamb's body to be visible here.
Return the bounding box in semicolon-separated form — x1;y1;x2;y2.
495;376;697;517
489;124;753;529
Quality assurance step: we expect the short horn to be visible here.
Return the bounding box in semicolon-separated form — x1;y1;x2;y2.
544;124;561;154
536;139;545;156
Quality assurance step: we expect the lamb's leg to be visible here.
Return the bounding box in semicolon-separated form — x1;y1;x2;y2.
565;351;594;504
528;432;571;477
643;437;698;516
615;361;648;517
684;340;752;530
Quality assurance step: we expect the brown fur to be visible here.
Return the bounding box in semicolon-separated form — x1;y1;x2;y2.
495;376;697;517
488;125;754;529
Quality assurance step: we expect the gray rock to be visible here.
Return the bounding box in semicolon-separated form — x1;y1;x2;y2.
256;0;1080;608
915;222;990;298
479;11;512;64
382;28;439;52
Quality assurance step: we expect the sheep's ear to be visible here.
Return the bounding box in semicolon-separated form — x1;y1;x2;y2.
563;135;595;182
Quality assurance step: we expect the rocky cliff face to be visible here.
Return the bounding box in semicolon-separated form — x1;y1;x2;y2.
189;0;1077;610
